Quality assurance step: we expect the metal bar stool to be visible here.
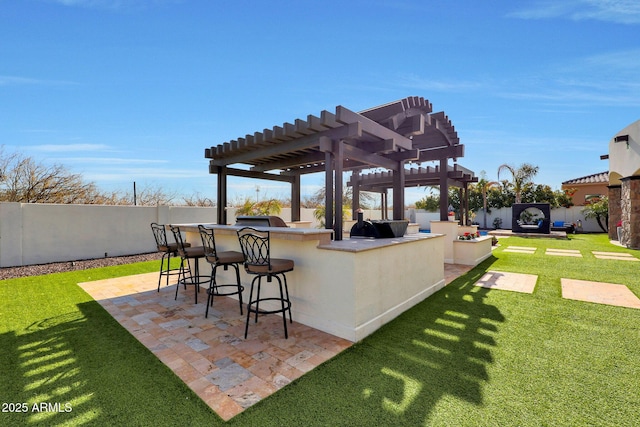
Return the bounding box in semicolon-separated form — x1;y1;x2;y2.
150;223;188;292
170;225;208;304
198;225;245;318
237;227;294;339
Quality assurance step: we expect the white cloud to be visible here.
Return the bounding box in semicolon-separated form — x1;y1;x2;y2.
497;48;640;107
581;49;640;72
509;0;640;24
49;0;130;9
0;75;78;86
45;0;183;11
397;74;487;93
58;157;168;165
83;167;208;181
29;143;112;152
0;75;42;86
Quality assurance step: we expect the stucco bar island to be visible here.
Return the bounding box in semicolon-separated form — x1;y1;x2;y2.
174;224;445;342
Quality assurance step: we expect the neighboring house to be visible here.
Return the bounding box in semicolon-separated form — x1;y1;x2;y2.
561;171;609;206
605;119;640;249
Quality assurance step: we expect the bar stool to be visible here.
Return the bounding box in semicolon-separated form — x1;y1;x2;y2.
170;225;208;304
198;225;245;318
150;223;188;292
237;227;294;339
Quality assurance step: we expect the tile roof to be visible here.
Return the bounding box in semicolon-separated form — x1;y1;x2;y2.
562;171;609;185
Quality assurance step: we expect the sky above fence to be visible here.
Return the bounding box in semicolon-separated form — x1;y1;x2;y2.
2;0;639;205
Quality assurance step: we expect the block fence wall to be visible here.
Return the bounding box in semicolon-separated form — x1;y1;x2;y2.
0;202;605;267
0;203;385;267
408;206;605;233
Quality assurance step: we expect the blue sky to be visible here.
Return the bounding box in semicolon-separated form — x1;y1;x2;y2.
1;0;639;205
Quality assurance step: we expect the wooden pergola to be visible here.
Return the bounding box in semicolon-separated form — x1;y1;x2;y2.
205;96;475;240
348;163;478;223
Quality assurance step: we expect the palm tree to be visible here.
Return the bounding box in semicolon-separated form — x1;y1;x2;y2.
497;163;539;204
477;179;501;229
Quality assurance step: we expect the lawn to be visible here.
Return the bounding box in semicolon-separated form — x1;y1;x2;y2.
2;234;639;426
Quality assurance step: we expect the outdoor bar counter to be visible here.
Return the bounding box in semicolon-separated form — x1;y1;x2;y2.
173;223;445;342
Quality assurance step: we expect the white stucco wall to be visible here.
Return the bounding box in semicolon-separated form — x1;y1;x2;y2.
609;119;640;184
181;226;445;342
0;202;607;268
0;203;217;267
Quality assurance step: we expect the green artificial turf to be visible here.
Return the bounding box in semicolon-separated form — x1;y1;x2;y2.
2;234;640;426
0;261;218;426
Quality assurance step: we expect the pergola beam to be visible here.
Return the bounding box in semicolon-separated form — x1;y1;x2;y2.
341;143;400;171
208;123;360;167
250;152;325;172
336;106;413;150
217;167;296;183
418;144;464;162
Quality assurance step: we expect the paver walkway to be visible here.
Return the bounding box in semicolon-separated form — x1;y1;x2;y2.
473;270;640;310
546;248;582;257
503;246;640;261
474;271;538;293
503;246;537;254
561;278;640;309
592;251;640;261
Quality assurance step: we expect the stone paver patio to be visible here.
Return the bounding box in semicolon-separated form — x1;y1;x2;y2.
79;272;352;420
79;264;473;420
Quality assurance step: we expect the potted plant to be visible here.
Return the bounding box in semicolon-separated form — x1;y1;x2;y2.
492;217;502;229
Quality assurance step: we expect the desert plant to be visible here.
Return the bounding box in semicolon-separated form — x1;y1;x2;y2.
313;204;351;228
582;196;608;232
235;198;282;216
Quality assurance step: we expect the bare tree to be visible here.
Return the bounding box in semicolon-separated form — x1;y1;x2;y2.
117;183;178;206
0;149;104;203
182;193;215;207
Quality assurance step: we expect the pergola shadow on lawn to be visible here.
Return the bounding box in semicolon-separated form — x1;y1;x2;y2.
1;292;217;426
4;235;640;425
1;312;99;425
233;262;504;424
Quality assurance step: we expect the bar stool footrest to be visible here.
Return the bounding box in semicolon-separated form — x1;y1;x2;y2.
177;275;211;287
247;297;291;316
207;284;245;297
160;267;182;276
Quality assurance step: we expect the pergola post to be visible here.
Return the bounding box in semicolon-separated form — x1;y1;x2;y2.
462;183;469;225
392;161;405;220
382;190;388;219
351;170;360;220
334;140;344;240
216;166;227;225
458;187;464;225
439;158;449;220
324;151;334;234
291;174;301;222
